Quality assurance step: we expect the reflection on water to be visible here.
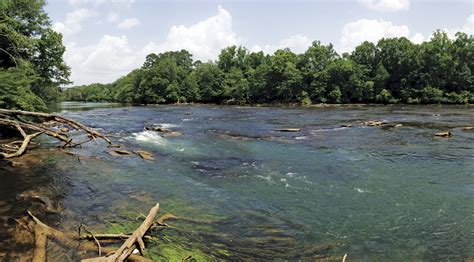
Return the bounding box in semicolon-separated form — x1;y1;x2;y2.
47;101;124;113
1;102;474;261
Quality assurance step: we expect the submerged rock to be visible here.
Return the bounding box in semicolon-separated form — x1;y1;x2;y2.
16;191;61;214
209;129;295;144
461;126;474;131
110;149;134;156
434;131;452;137
394;124;403;128
162;131;182;137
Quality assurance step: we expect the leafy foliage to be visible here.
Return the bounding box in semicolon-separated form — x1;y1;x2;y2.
0;0;70;110
65;31;474;105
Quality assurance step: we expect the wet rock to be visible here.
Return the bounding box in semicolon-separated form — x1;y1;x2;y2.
434;131;451;137
110;149;133;156
274;128;301;132
364;121;386;127
394;124;403;128
145;126;172;133
60;127;69;132
340;124;352;128
134;150;154;160
461;126;474;131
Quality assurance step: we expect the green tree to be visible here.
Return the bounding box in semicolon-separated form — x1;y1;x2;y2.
194;63;224;103
0;0;70;109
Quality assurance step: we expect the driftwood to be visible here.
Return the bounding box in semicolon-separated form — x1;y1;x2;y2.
0;109;113;159
84;203;160;262
25;203;172;262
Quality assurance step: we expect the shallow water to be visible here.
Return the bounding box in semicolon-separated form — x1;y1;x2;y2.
1;102;473;261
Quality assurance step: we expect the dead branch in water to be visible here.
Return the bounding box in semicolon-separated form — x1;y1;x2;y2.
0;109;114;159
26;203;167;262
84;203;160;262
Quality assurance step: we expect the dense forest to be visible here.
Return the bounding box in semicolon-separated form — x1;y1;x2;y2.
65;31;473;105
0;0;70;111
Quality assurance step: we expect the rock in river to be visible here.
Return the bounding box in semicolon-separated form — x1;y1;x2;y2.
145;126;172;133
134;150;154;160
434;131;452;137
274;128;301;132
364;121;386;127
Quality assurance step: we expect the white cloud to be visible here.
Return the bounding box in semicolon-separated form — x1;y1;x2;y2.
146;6;238;61
410;33;425;44
444;14;474;39
359;0;410;12
64;35;143;85
118;18;140;29
53;9;95;37
62;6;239;85
339;19;410;52
251;34;312;54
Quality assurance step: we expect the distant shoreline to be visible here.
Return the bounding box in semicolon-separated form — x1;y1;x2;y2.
60;101;474;108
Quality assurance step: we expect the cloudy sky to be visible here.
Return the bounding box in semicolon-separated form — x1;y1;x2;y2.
44;0;474;86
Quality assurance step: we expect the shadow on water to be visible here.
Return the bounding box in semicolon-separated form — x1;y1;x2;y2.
0;148;73;260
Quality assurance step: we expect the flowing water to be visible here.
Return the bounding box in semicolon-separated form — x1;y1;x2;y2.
1;102;473;261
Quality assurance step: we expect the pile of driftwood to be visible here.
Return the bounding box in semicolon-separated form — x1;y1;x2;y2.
0;109;154;160
0;109;114;159
23;203;176;262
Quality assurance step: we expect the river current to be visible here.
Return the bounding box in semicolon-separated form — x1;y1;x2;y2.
1;102;473;261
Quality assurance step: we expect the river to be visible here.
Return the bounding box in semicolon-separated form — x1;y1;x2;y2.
1;102;473;261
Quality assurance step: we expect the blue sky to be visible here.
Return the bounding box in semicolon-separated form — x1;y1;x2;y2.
44;0;474;85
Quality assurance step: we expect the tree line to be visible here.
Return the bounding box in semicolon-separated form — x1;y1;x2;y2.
65;31;473;105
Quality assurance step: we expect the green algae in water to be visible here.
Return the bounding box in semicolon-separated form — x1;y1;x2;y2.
146;243;215;262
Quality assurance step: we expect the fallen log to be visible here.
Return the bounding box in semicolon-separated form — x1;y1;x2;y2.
26;203;163;262
0;109;112;144
0;109;113;159
82;203;160;262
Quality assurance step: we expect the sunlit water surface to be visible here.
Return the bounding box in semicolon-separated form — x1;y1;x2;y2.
1;102;473;261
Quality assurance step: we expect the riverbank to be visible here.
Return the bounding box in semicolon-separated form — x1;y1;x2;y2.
61;100;474;109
